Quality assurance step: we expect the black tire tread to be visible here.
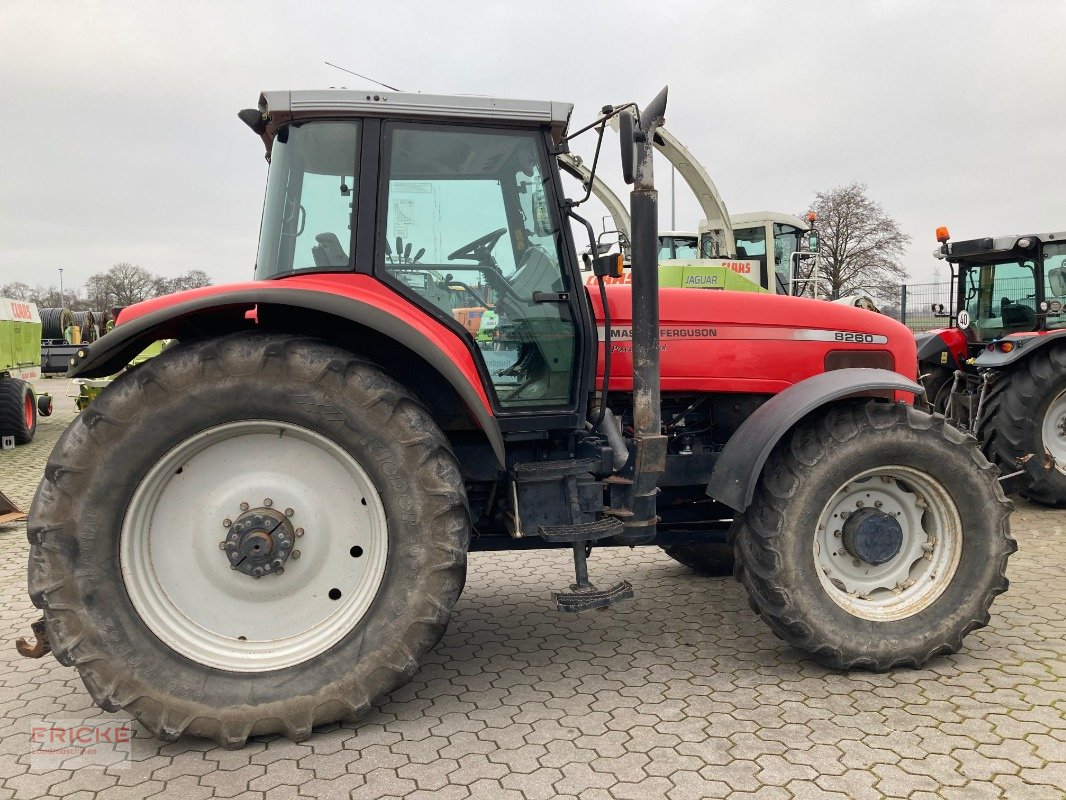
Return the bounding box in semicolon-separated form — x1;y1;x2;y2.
979;343;1066;506
733;401;1015;671
659;543;736;577
0;378;34;444
28;333;469;747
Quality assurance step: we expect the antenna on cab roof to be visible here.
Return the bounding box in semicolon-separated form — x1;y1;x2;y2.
323;62;401;92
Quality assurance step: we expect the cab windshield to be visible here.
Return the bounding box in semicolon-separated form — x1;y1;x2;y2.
961;258;1037;339
658;235;699;260
1044;242;1066;330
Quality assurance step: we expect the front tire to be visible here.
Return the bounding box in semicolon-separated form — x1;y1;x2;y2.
0;378;36;444
28;333;469;746
981;344;1066;506
734;401;1014;671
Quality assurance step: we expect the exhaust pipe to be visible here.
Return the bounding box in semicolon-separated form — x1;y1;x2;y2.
618;87;669;544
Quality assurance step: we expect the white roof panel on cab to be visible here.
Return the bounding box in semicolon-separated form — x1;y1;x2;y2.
260;89;574;141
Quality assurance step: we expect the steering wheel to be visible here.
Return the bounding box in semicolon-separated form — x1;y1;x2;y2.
447;228;507;263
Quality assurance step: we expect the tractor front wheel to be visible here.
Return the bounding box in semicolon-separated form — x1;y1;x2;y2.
28;333;469;746
733;401;1014;671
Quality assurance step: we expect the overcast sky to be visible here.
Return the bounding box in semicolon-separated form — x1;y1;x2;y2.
2;0;1063;295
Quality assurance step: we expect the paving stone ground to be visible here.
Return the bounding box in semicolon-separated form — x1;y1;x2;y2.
0;379;1062;799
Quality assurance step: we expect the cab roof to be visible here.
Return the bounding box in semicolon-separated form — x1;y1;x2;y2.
256;89;574;144
941;231;1066;262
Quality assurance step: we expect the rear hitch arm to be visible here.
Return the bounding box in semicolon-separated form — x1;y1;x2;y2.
998;451;1057;486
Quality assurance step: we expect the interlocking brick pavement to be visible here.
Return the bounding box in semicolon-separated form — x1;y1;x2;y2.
0;380;1062;798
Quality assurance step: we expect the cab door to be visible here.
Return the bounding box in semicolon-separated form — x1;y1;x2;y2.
375;122;590;429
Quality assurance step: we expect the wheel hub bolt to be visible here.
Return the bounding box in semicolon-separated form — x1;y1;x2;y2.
292;550;301;559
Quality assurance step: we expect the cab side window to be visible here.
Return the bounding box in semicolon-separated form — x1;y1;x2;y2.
380;125;577;409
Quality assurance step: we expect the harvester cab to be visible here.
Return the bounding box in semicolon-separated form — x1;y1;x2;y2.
28;86;1015;746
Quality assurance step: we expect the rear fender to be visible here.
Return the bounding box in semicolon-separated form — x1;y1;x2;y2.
974;328;1066;369
68;284;505;465
705;368;924;512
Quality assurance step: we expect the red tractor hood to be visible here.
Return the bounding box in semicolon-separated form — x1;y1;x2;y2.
117;277;915;399
590;286;917;393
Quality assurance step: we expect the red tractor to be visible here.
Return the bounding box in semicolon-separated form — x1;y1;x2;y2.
25;88;1013;746
918;227;1066;504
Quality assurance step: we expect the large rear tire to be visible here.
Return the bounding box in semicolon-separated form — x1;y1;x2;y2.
28;333;469;746
0;378;36;444
980;343;1066;506
733;401;1014;671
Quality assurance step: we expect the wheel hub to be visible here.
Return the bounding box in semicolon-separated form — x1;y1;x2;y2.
221;506;295;578
841;507;904;566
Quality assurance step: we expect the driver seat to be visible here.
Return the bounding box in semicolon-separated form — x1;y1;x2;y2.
1049;267;1066;298
311;233;348;268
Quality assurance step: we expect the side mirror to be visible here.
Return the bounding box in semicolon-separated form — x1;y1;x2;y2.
593;252;625;279
807;232;820;254
618;110;637;185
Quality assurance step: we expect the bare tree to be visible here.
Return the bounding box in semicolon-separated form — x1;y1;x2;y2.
1;282;33;301
85;263;160;308
2;281;89;310
802;182;910;300
156;269;213;296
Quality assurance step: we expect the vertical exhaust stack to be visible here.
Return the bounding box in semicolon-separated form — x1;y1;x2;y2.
619;86;669;544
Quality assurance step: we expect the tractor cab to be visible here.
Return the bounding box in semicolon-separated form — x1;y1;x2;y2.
705;212;815;295
932;229;1066;349
252;94;589;414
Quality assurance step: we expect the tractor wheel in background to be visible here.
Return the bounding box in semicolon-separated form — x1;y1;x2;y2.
0;379;36;445
660;542;735;577
28;332;470;747
919;366;953;414
980;343;1066;506
733;401;1014;671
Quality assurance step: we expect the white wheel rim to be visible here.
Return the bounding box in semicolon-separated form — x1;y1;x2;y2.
121;421;388;672
1041;388;1066;474
814;465;962;621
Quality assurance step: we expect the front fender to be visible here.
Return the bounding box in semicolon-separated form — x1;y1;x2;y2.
705;368;923;512
69;280;505;465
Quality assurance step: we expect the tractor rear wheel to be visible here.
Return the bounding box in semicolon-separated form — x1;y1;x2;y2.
980;344;1066;506
733;401;1014;671
28;332;469;746
659;543;735;577
0;378;36;444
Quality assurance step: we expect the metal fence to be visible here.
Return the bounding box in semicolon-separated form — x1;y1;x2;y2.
885;282;954;332
882;277;1045;333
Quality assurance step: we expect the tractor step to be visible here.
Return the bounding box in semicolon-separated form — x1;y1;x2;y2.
539;517;623;543
554;580;634;613
513;457;599;481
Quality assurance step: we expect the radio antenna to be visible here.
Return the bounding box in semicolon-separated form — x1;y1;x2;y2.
324;62;400;92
